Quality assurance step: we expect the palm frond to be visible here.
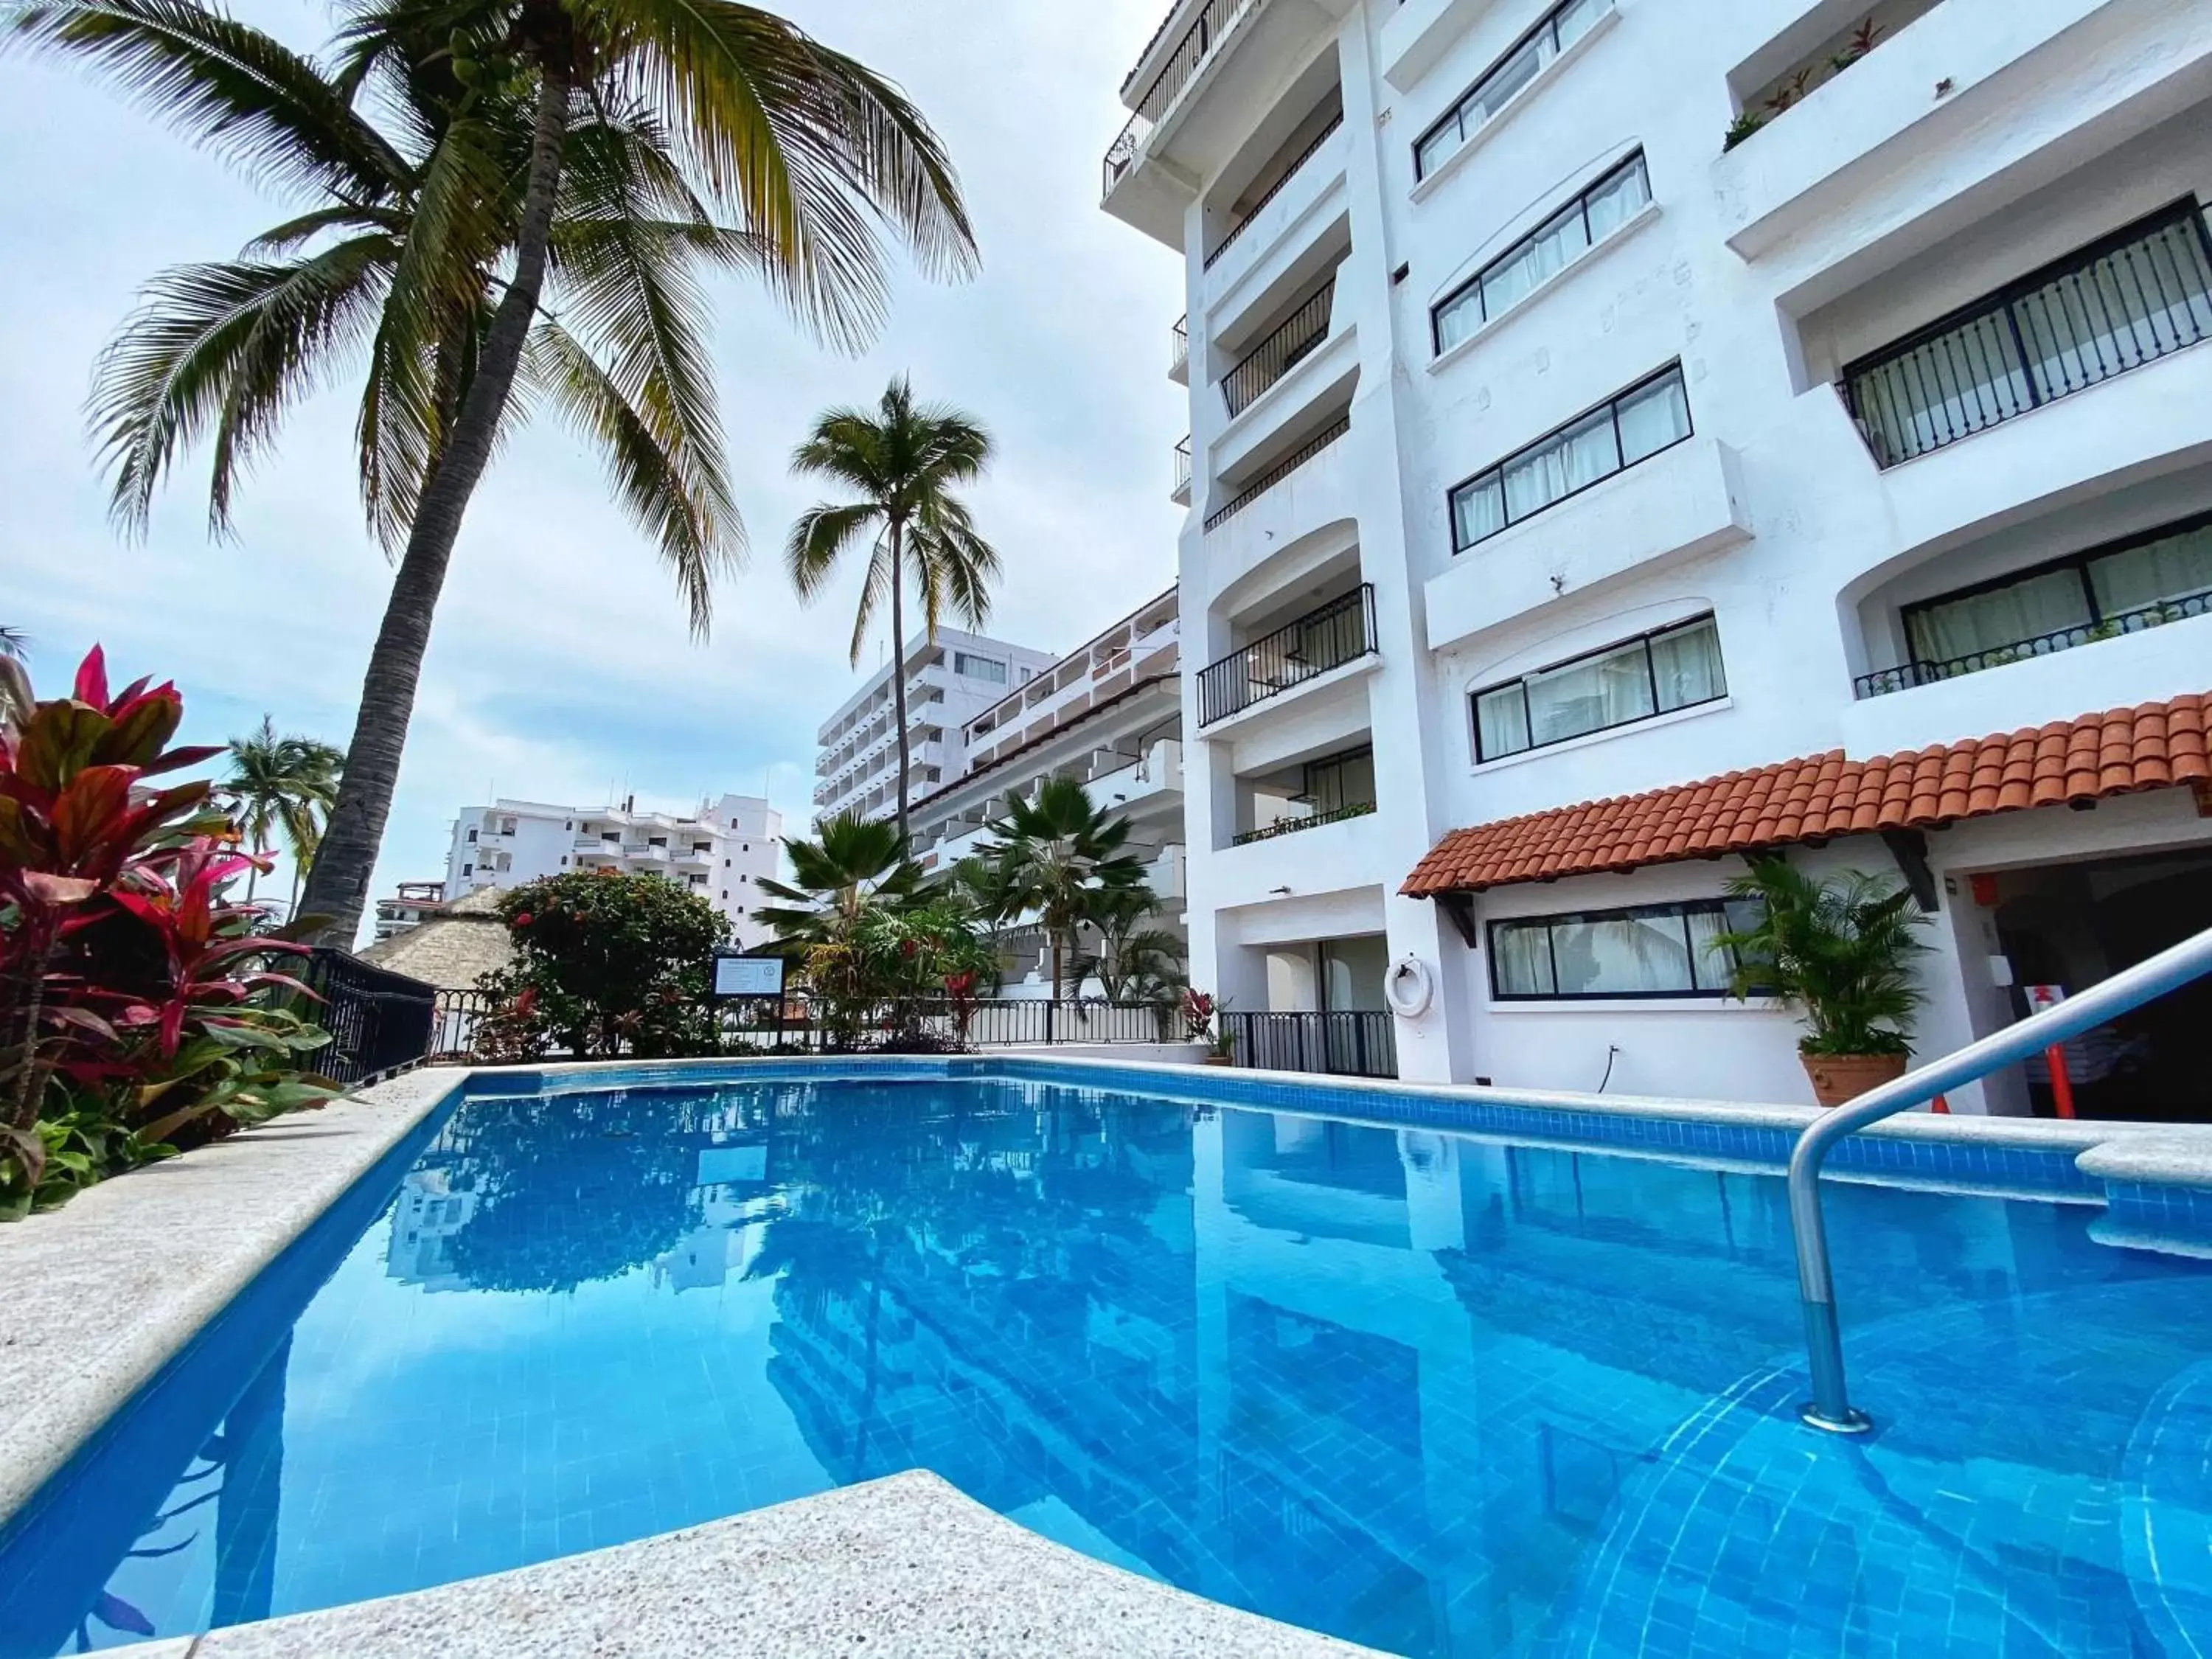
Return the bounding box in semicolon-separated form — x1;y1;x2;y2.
523;321;738;637
89;237;392;537
3;0;408;201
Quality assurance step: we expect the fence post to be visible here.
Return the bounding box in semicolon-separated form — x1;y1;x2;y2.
1354;1015;1368;1078
1046;999;1057;1046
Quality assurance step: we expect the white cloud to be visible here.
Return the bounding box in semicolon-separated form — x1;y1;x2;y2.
0;0;1186;917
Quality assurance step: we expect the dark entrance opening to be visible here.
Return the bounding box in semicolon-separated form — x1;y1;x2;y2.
1989;847;2212;1122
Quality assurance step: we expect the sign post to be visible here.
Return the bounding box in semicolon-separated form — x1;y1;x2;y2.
2023;984;2076;1119
713;954;789;1048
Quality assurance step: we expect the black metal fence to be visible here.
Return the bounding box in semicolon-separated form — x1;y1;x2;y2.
1196;584;1377;726
1224;280;1336;417
1206;111;1344;271
1223;1010;1397;1079
1842;200;2212;468
1854;585;2212;698
300;949;439;1087
1203;417;1352;533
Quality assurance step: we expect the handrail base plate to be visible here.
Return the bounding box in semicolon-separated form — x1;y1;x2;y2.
1799;1402;1875;1436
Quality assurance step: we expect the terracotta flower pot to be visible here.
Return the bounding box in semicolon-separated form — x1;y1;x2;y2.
1801;1051;1909;1108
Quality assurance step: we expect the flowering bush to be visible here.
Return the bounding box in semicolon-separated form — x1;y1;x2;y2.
474;870;728;1060
1;648;338;1217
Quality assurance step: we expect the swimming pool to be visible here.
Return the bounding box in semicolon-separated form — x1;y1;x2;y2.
4;1065;2211;1656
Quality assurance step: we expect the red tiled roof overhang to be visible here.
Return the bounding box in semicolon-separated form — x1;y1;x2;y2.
1402;694;2212;898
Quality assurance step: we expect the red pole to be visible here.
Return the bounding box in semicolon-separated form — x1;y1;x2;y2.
2046;1044;2078;1119
1930;1095;1950;1114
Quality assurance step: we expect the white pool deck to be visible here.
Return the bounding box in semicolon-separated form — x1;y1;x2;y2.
7;1054;2212;1656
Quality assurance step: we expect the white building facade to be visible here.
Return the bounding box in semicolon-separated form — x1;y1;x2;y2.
811;629;1058;824
908;588;1189;994
1106;0;2212;1113
445;794;785;950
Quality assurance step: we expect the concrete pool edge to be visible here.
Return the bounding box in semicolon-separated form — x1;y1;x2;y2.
114;1470;1385;1658
0;1068;466;1531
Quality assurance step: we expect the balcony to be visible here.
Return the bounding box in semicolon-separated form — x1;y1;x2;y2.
1089;740;1186;814
1102;0;1354;247
1172;437;1193;506
1231;798;1374;845
1203;108;1343;274
1197;585;1377;727
1842;201;2212;468
1712;0;2212;271
1146;843;1189;902
1205;414;1350;533
1171;316;1189;384
1857;588;2212;700
1223;280;1333;418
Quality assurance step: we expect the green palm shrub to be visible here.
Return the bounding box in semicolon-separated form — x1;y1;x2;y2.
1711;860;1933;1057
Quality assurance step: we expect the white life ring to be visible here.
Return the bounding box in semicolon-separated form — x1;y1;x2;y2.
1385;955;1435;1020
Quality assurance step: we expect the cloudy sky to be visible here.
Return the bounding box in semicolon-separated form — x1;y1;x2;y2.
0;0;1186;921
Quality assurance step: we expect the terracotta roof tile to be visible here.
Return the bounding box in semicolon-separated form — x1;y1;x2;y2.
1402;693;2212;898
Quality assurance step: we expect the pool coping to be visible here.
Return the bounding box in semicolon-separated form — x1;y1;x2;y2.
114;1470;1383;1658
7;1051;2212;1648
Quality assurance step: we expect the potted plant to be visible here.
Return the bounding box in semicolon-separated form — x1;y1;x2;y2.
1711;861;1933;1108
1181;989;1237;1067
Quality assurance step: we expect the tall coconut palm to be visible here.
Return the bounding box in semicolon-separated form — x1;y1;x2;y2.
10;0;977;947
786;378;1001;846
0;627;24;661
983;777;1146;1001
219;717;344;906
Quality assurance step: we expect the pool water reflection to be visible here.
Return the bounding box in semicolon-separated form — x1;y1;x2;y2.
4;1076;2210;1657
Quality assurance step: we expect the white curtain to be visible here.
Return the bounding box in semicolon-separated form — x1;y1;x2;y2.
1492;925;1556;996
1454;475;1506;547
1583;156;1649;241
1550;912;1693;996
1526;639;1655;746
2087;524;2212;615
1906;568;2089;662
1617;370;1691;465
1649;619;1725;711
1502;409;1616;522
1476;685;1532;759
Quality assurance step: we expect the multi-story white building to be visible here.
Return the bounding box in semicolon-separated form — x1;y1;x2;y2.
445;794;785;949
908;588;1188;992
811;629;1058;825
372;880;448;942
1105;0;2212;1114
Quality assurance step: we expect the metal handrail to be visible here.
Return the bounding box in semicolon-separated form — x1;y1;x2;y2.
1790;922;2212;1434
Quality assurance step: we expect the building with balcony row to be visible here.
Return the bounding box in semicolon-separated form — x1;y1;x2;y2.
810;629;1058;824
1105;0;2212;1115
905;589;1189;995
442;794;785;950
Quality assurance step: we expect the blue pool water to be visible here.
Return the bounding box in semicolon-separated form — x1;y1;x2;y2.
4;1071;2212;1657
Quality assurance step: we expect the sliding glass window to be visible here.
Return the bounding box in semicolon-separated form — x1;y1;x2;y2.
1490;898;1758;999
1433;153;1649;354
1450;364;1691;551
1414;0;1612;181
1473;614;1725;761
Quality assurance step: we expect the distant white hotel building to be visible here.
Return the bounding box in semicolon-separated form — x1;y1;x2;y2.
811;628;1057;824
908;588;1187;992
444;794;785;949
1104;0;2212;1113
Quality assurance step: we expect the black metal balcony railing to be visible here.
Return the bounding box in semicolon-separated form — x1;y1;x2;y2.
1104;0;1256;197
1231;799;1376;846
1197;585;1377;726
1203;415;1351;532
1223;1009;1397;1079
1842;199;2212;468
1854;586;2212;699
1204;109;1346;271
1172;435;1193;499
1224;280;1335;418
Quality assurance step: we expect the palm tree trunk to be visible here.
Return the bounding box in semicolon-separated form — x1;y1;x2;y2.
297;58;574;946
888;517;911;849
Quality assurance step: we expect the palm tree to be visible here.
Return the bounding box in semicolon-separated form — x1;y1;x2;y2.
756;813;930;1047
12;0;977;946
982;777;1147;1001
219;717;344;907
0;627;24;661
1082;885;1185;1004
0;630;24;724
786;378;1001;846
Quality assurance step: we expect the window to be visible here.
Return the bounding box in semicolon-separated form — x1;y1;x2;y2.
1416;0;1610;180
1450;364;1691;551
1303;746;1376;815
462;864;473;877
1489;898;1759;999
955;652;1008;683
467;829;478;843
1433;153;1650;353
1901;511;2212;667
1474;614;1725;760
